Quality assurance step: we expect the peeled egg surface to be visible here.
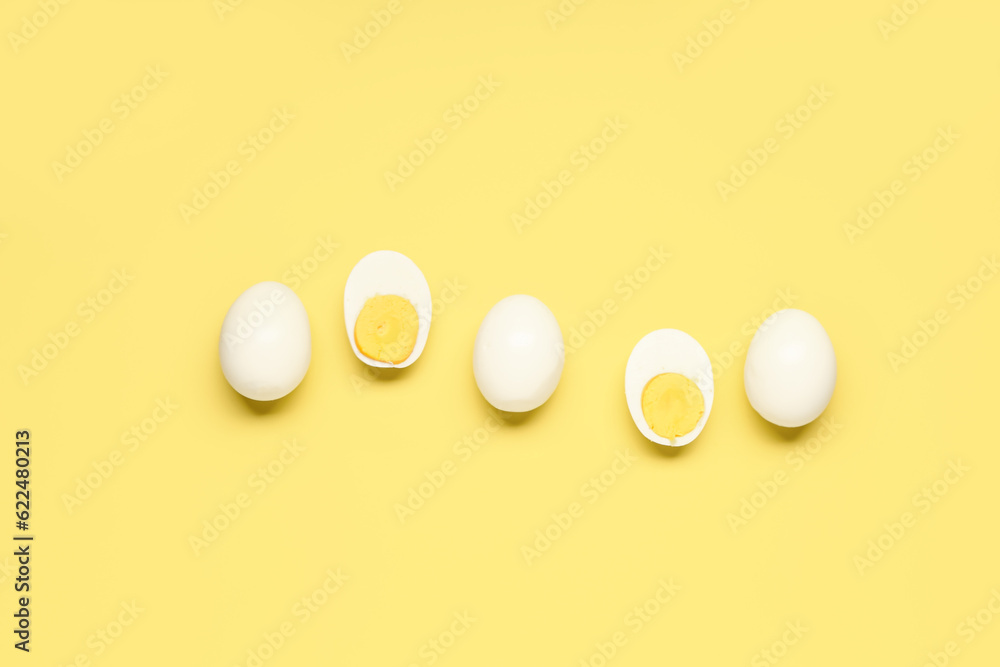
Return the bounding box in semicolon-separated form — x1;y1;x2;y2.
473;295;564;412
625;329;714;446
344;250;432;368
219;281;311;401
744;308;836;428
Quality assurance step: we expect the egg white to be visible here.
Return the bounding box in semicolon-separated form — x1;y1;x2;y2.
624;329;714;447
219;281;312;401
343;250;432;368
473;294;565;412
744;308;836;427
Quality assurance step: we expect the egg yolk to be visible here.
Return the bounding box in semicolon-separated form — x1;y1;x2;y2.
354;295;419;364
641;373;705;439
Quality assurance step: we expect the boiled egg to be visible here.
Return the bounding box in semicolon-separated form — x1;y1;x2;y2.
744;308;836;427
473;295;564;412
344;250;432;368
219;281;311;401
625;329;714;446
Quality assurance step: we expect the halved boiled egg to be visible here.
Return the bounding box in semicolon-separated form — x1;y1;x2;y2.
344;250;432;368
625;329;714;446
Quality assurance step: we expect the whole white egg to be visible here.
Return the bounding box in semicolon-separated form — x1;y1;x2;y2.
473;295;564;412
344;250;432;368
219;281;312;401
625;329;714;447
744;308;836;427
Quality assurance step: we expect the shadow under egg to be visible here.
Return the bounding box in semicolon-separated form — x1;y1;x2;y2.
229;368;312;416
352;356;414;385
742;398;809;445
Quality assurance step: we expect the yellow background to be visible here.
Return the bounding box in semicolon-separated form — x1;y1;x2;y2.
3;0;999;664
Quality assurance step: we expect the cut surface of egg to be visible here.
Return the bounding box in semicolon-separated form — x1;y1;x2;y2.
344;251;432;368
744;308;836;428
219;281;311;401
473;295;564;412
625;329;714;446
